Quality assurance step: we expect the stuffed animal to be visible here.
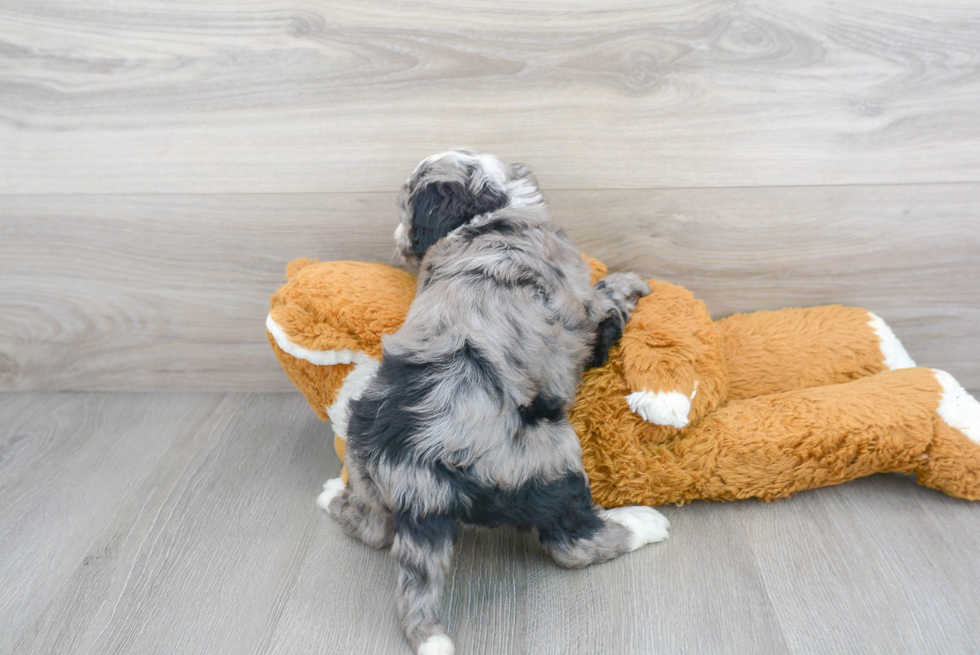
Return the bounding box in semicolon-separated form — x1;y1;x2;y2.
267;257;980;506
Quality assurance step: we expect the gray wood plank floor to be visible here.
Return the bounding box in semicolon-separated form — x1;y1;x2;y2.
3;392;979;655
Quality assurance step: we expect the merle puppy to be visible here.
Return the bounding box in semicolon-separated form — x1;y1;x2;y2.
323;149;669;655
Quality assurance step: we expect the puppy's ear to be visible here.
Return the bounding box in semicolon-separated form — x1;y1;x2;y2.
409;181;507;257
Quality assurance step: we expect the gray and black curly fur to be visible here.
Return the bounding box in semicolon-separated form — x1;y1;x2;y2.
328;149;658;654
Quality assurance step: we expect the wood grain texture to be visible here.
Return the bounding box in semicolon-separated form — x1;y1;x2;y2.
3;392;980;654
738;476;980;654
2;0;980;193
0;193;400;392
1;185;977;392
0;393;224;648
3;392;330;655
554;185;980;386
516;503;787;655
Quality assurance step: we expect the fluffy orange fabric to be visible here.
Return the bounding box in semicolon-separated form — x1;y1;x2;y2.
267;258;980;505
718;305;888;400
268;259;416;417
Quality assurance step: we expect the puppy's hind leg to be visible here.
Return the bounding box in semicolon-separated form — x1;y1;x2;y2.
391;513;459;655
321;459;395;550
537;474;669;569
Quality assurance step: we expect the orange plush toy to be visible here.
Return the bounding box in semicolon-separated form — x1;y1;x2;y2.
267;257;980;507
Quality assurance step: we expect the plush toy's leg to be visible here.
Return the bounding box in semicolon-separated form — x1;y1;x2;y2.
586;367;980;507
537;474;669;568
684;367;980;503
717;305;914;400
914;370;980;500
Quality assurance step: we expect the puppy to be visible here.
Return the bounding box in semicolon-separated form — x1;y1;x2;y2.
324;149;669;655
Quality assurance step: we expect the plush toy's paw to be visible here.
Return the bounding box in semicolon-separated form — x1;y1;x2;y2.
316;478;346;514
417;634;455;655
626;382;698;429
934;370;980;444
603;506;670;551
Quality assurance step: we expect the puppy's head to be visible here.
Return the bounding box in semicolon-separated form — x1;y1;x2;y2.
395;148;542;265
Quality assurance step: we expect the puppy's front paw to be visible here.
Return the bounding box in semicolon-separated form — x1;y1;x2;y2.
316;478;346;516
599;272;652;311
417;634;455;655
603;506;670;551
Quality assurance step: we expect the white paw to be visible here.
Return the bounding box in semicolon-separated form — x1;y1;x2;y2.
603;506;670;551
934;370;980;444
417;634;455;655
868;312;916;370
316;478;345;512
625;383;698;429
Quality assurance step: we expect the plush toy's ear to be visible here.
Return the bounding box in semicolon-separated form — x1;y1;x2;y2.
285;257;316;280
409;179;508;257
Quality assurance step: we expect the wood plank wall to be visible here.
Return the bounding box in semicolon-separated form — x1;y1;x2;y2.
1;0;978;391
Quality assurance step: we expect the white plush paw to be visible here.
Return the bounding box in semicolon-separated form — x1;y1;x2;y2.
934;370;980;444
603;506;670;551
417;634;455;655
626;383;697;429
316;478;345;512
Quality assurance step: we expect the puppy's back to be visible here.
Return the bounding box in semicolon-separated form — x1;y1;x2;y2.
347;207;594;501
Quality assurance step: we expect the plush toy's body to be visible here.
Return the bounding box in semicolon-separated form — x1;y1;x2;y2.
268;257;980;506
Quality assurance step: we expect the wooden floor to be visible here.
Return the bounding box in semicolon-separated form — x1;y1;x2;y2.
2;392;979;655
